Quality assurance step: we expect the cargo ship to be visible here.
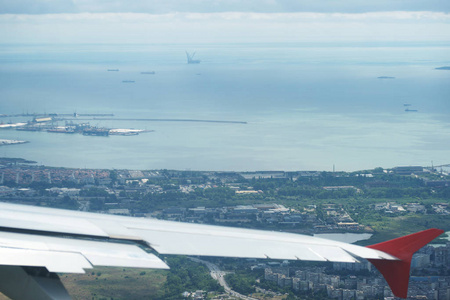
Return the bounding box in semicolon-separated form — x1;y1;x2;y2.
47;127;76;134
82;127;110;136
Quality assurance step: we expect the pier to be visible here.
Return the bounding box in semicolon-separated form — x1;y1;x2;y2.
61;117;247;124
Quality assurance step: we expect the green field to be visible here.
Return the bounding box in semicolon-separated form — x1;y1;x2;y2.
357;214;450;245
61;267;167;300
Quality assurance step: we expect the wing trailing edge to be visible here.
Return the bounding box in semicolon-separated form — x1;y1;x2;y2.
366;228;444;299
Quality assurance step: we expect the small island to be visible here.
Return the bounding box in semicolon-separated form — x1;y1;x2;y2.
377;76;395;79
435;66;450;70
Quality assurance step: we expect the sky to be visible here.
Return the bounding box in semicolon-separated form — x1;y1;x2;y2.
1;0;450;14
0;0;449;44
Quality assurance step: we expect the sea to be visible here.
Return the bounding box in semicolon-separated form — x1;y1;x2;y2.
0;43;449;171
314;233;372;244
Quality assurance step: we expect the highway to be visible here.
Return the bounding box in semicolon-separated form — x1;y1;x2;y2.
188;257;258;300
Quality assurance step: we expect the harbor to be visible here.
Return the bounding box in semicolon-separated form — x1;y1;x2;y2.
0;114;154;137
0;112;247;143
12;122;153;137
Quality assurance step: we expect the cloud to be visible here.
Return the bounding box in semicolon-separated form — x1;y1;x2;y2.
2;11;448;23
1;0;449;14
0;0;77;14
0;12;449;44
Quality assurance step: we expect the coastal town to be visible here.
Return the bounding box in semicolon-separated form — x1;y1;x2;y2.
0;157;449;299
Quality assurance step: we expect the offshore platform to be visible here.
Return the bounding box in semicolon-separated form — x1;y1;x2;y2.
186;51;201;64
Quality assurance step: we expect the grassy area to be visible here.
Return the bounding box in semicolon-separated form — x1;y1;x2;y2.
61;267;167;300
356;214;450;245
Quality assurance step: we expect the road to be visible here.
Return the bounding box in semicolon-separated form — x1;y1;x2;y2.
188;257;258;300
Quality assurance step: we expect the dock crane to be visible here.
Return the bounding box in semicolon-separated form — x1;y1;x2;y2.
186;51;201;64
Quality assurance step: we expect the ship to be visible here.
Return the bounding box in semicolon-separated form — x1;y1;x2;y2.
47;127;76;134
404;104;418;112
186;51;201;64
16;126;44;132
82;127;110;136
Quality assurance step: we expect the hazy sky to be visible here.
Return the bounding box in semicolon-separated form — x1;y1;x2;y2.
0;1;449;44
1;0;449;14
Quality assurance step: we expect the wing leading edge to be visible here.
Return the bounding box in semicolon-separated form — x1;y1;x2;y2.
0;202;444;299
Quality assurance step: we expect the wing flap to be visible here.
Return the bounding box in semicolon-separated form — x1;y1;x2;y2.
0;248;91;273
0;232;169;271
134;227;360;263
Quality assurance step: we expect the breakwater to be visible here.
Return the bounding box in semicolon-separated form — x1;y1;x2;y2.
62;118;247;124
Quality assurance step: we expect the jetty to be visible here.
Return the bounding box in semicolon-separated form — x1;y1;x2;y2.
64;117;247;124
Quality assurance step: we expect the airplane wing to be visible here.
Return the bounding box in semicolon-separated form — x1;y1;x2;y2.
0;202;443;299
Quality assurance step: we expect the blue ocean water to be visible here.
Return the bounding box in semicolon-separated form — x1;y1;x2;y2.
0;43;449;171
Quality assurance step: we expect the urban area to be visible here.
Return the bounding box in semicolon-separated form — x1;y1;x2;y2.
0;158;449;300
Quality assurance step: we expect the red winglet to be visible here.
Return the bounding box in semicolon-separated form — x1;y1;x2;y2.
366;228;444;299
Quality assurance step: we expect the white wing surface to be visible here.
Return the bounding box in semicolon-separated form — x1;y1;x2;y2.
0;202;393;264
